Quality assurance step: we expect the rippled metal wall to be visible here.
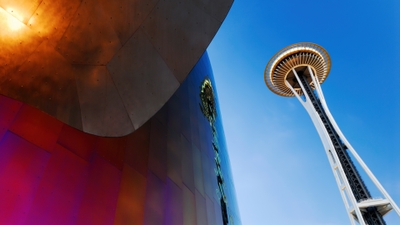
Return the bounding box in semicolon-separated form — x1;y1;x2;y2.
0;0;233;137
0;53;241;225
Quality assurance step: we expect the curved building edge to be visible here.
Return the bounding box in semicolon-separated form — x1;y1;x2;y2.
0;0;234;137
0;52;242;225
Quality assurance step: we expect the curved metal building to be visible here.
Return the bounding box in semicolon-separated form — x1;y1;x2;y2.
0;1;241;224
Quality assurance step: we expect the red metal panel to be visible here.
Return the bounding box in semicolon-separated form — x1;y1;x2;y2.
113;164;146;225
0;132;50;225
95;136;126;171
25;144;90;224
143;171;165;225
9;104;63;152
0;95;23;140
76;154;122;225
124;122;150;177
57;125;97;161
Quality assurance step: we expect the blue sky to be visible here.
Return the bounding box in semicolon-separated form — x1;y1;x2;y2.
208;1;400;224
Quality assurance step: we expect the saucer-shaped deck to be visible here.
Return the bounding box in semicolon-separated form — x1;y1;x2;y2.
264;42;331;97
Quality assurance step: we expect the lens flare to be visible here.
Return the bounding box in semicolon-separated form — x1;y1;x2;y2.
2;8;24;31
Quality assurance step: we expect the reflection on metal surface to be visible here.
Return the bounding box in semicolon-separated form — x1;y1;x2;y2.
200;78;217;124
4;8;24;30
200;78;231;225
0;0;233;137
0;53;242;225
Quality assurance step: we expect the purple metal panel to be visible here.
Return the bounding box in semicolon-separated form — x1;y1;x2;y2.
0;131;50;225
143;171;166;225
192;144;205;196
76;154;121;225
25;144;90;225
205;196;217;225
202;152;215;201
195;189;208;225
163;178;183;225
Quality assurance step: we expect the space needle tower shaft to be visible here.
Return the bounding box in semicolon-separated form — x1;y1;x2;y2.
264;43;400;225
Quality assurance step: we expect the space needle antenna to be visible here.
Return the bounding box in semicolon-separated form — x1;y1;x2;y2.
264;42;400;225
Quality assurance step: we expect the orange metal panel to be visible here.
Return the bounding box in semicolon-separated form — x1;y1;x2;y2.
27;0;81;46
0;0;42;24
55;0;121;65
143;171;165;225
113;164;146;225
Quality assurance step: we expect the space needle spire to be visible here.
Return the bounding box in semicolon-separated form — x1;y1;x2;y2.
264;42;400;225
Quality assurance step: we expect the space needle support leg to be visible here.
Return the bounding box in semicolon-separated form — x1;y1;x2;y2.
287;67;366;225
285;80;358;225
308;68;400;217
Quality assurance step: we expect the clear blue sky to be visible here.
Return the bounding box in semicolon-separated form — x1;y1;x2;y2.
208;1;400;224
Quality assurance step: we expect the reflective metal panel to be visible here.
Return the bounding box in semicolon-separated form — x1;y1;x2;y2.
0;0;233;136
0;52;242;225
141;0;221;83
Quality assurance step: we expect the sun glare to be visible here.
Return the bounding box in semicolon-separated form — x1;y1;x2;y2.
1;7;24;31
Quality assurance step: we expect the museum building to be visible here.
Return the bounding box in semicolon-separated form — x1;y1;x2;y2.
0;0;241;224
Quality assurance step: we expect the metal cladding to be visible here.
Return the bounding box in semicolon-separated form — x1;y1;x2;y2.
264;42;331;97
0;53;242;225
0;0;233;137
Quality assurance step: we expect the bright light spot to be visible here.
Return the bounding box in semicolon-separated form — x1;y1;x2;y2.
7;16;24;30
5;8;24;31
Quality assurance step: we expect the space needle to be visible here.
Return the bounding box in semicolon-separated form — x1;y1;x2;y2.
264;42;400;225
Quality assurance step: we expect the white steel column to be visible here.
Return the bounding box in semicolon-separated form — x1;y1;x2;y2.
285;66;399;225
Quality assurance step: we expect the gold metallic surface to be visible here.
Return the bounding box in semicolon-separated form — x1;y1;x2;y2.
0;0;233;136
264;42;331;97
